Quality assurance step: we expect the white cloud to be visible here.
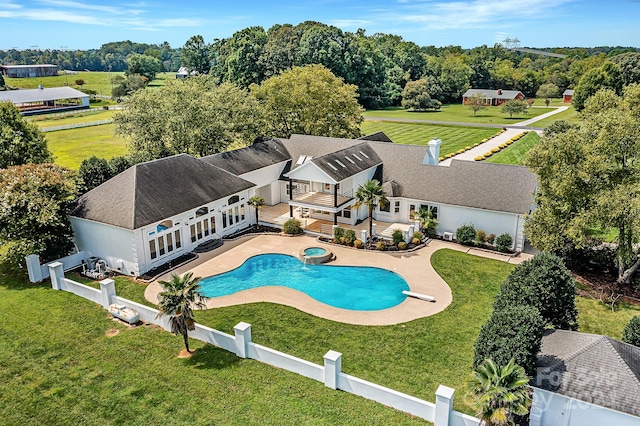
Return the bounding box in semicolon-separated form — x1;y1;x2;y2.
386;0;573;30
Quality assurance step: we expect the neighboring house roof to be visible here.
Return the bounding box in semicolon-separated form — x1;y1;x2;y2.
0;64;57;69
563;89;575;96
306;142;382;182
536;329;640;417
200;138;291;175
0;87;88;104
72;154;255;230
462;89;524;100
358;131;394;143
281;135;536;215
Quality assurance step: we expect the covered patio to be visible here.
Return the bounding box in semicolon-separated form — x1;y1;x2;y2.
258;203;413;239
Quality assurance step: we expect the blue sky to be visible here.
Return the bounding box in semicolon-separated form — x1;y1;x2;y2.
1;0;639;50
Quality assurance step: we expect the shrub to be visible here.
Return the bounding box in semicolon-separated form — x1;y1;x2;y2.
481;138;488;143
474;305;545;375
398;241;407;250
494;252;579;330
439;156;444;162
392;229;404;245
339;237;346;245
474;156;484;161
622;316;640;347
411;237;420;245
376;241;386;251
353;239;363;249
456;223;476;245
283;218;302;235
486;233;496;245
495;233;513;252
491;147;500;153
344;229;357;246
456;149;465;154
333;226;344;242
475;229;487;246
413;231;424;241
465;146;471;150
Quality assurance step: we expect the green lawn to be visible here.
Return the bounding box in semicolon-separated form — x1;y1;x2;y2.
484;132;541;165
364;104;554;125
4;71;170;97
29;110;115;129
45;124;127;169
526;106;580;128
2;248;637;424
362;121;498;155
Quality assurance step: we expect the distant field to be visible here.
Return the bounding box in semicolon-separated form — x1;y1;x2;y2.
484;132;541;165
527;106;580;128
45;124;127;169
361;121;498;156
4;71;170;97
29;110;115;128
364;104;554;125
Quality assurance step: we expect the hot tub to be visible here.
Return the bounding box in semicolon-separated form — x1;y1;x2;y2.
299;246;334;264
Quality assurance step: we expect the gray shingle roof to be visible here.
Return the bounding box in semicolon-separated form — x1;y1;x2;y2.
358;131;394;143
308;142;382;182
462;89;524;100
279;135;536;215
72;154;255;229
536;329;640;417
0;87;88;104
199;138;290;175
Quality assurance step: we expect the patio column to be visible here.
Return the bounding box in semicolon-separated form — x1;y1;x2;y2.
288;178;294;217
333;184;338;225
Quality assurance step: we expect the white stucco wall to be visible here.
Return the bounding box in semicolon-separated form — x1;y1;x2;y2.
530;388;640;426
240;162;288;206
439;205;519;250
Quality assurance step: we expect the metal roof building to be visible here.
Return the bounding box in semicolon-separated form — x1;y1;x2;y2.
0;86;89;114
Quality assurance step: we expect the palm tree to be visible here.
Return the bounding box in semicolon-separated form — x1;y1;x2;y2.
414;207;438;238
467;358;532;426
352;180;388;245
156;272;209;353
248;196;265;227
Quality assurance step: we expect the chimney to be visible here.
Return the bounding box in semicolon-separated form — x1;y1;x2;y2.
423;138;442;165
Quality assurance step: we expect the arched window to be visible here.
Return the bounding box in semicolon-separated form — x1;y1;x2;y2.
228;195;240;205
157;220;173;233
195;206;209;217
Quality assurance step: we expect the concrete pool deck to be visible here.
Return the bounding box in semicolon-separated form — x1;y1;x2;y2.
145;234;531;326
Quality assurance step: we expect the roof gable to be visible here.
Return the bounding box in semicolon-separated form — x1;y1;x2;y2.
73;154;255;229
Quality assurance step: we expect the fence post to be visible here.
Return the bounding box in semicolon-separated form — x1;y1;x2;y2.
234;322;252;358
48;262;64;290
372;223;376;237
323;350;342;390
360;229;367;244
434;385;455;426
99;279;116;309
26;254;43;283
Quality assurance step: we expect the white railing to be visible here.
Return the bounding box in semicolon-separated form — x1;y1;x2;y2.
26;252;86;283
47;261;480;426
40;119;113;132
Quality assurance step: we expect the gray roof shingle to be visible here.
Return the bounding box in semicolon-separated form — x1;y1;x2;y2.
199;138;290;175
462;89;523;100
308;142;382;182
536;329;640;417
72;154;255;229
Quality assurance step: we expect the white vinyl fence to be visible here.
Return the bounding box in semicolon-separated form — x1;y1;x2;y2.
47;261;481;426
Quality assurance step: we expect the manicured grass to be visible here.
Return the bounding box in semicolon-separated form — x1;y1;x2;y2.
45;124;127;169
484;132;541;165
29;110;115;128
361;121;498;155
5;71;170;97
364;104;554;125
2;248;637;424
526;106;580;128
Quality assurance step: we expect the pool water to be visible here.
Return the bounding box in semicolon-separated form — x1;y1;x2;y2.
304;247;327;257
199;254;409;311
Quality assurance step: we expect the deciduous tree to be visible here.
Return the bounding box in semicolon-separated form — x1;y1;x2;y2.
115;76;260;160
401;79;442;111
251;64;363;139
181;35;211;75
77;156;113;194
501;99;528;119
526;85;640;284
536;83;559;107
126;53;163;81
0;164;77;268
0;101;52;168
466;92;488;116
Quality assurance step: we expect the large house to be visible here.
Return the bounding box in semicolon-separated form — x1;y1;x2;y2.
70;134;537;277
462;89;525;106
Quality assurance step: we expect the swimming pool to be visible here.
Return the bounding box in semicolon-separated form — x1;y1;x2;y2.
198;254;409;311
